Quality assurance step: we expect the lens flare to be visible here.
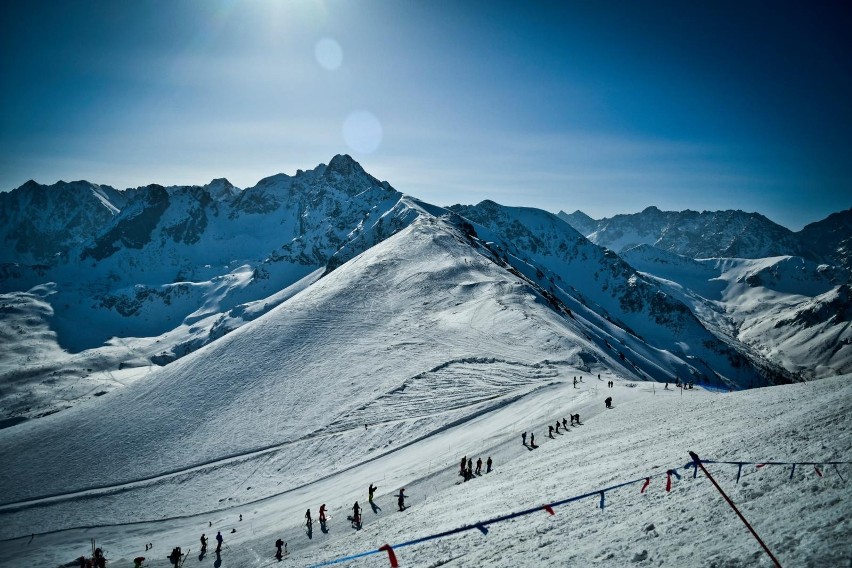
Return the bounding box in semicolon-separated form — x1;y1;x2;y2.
342;111;383;154
314;38;342;70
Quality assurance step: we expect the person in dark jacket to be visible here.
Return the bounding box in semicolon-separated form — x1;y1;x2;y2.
169;547;182;567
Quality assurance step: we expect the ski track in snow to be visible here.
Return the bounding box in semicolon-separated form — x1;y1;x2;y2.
1;376;849;567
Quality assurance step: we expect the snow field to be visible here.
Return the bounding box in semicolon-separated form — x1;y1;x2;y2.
2;375;848;567
285;376;851;568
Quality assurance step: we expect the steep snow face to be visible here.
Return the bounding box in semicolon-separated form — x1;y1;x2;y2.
449;202;768;388
0;180;126;264
201;178;240;201
562;206;812;260
74;154;404;284
622;245;852;379
0;216;629;532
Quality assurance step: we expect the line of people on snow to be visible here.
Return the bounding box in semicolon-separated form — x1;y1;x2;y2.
459;455;494;481
163;530;225;567
151;482;409;566
91;378;626;566
664;380;694;390
522;413;583;448
303;482;409;533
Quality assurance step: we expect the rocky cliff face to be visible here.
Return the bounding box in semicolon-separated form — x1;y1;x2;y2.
797;207;852;271
0;180;126;264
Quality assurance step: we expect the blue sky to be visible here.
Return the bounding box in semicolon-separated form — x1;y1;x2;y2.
1;1;849;230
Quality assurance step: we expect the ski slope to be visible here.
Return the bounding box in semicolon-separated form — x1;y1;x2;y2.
0;374;848;567
0;217;849;567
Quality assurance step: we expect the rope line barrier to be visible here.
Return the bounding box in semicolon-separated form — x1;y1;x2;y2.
308;455;848;567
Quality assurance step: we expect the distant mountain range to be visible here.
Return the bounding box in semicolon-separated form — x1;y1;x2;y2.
1;156;849;424
558;206;851;270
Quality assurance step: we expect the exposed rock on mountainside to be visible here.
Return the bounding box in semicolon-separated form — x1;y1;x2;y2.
557;206;821;261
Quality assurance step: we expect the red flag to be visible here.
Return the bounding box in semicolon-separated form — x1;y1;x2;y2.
379;544;399;568
666;471;672;492
814;465;823;477
543;505;555;515
640;477;650;493
756;464;766;469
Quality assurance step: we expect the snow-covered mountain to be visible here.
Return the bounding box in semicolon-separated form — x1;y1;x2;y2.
556;206;851;379
0;157;849;567
0;156;423;422
0;180;128;265
448;201;775;387
556;206;841;264
621;245;852;380
4;158;846;427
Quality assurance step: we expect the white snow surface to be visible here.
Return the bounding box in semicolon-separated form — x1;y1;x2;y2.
0;218;850;567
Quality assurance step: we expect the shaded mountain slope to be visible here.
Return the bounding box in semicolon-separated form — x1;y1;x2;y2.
622;245;852;379
451;201;773;387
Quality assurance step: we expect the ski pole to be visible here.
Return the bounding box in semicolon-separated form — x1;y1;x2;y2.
689;451;782;568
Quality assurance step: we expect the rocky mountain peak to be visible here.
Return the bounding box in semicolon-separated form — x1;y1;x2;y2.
557;210;597;235
204;178;239;200
325;153;364;177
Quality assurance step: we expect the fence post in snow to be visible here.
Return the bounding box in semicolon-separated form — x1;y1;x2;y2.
689;451;782;568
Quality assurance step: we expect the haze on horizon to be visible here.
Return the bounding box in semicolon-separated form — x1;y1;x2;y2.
1;0;850;230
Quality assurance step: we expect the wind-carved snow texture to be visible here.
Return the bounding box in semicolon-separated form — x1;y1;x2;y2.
340;358;560;428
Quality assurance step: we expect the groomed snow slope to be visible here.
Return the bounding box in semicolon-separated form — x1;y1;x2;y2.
0;375;848;567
